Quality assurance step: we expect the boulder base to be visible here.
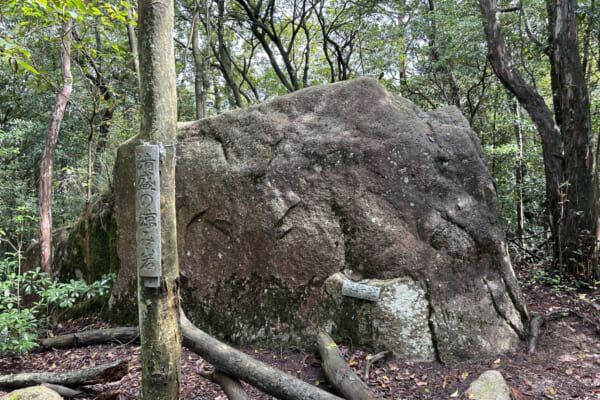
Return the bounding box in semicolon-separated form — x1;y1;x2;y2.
111;77;527;363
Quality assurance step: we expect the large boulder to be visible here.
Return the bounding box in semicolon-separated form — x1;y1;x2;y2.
110;77;528;363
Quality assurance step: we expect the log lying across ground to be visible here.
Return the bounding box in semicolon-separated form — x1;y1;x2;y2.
180;311;343;400
38;327;139;351
20;316;346;399
0;360;128;389
316;331;376;400
199;370;249;400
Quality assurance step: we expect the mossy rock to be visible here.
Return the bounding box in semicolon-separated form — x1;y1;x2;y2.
5;386;63;400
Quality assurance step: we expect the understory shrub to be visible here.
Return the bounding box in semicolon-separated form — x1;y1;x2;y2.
0;254;115;355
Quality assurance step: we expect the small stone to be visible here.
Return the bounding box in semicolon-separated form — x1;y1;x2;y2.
467;370;510;400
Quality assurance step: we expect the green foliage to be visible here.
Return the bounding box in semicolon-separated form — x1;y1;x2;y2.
485;140;546;237
0;254;115;355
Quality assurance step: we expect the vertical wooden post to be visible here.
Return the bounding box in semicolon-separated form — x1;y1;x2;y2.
137;0;181;399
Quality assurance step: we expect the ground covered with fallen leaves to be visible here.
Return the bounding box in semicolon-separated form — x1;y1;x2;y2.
1;261;599;399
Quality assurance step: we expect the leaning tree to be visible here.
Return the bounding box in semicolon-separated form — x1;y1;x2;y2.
479;0;599;283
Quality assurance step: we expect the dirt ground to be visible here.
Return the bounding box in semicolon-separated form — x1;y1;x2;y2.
0;261;599;399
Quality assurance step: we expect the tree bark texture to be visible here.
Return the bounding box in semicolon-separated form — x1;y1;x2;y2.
479;0;599;282
215;0;244;108
191;1;208;119
0;360;127;389
127;6;141;91
180;311;344;400
514;100;525;248
39;19;73;275
549;0;599;281
137;0;181;398
316;331;376;400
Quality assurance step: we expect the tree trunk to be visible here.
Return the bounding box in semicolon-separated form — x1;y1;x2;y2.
549;0;599;281
192;0;208;119
479;0;600;282
39;19;73;275
127;6;141;91
0;360;127;389
180;311;343;400
137;0;181;398
514;99;525;248
316;331;376;400
215;0;243;108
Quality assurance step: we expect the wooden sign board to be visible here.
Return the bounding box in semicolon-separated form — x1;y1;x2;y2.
136;144;161;288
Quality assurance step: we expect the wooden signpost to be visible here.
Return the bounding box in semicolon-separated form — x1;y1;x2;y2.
137;0;181;398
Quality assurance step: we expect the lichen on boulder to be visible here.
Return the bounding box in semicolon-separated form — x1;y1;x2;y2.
4;386;63;400
110;77;528;363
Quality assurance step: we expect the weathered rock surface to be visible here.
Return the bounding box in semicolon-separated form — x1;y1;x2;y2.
467;370;511;400
110;77;528;363
2;386;63;400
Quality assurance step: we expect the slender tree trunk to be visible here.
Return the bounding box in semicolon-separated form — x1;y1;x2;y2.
137;0;181;398
192;0;207;119
39;19;73;275
514;99;525;248
127;6;141;91
215;0;243;108
85;121;94;284
427;0;461;108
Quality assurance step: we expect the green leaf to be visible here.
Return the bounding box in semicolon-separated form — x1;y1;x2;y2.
70;0;87;13
16;60;39;75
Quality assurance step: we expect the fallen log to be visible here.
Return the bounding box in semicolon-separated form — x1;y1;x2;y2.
0;360;128;389
180;311;343;400
198;370;249;400
38;327;139;351
316;331;376;400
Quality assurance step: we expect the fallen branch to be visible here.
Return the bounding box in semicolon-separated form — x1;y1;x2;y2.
180;310;343;400
0;360;128;389
362;350;391;381
198;370;249;400
38;327;139;351
316;331;376;400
